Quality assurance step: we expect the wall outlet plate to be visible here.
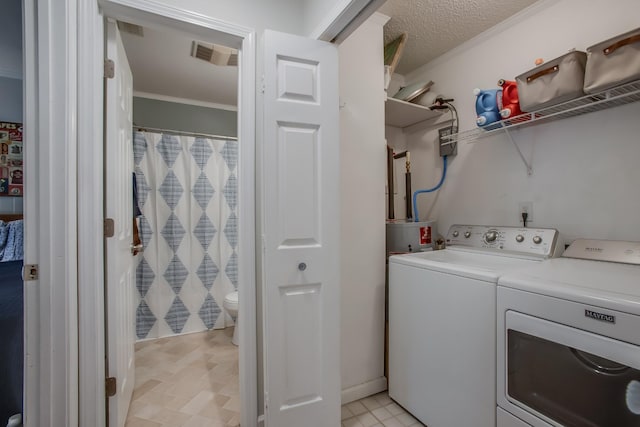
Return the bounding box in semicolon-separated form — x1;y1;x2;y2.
518;201;533;223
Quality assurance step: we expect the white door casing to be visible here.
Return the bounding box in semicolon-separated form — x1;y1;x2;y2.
105;19;136;427
262;30;340;427
83;3;257;426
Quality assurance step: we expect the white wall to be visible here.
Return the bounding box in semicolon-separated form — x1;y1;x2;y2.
0;0;22;80
303;0;375;38
388;0;640;242
0;0;23;214
150;0;379;41
339;12;388;403
303;0;343;35
140;0;305;35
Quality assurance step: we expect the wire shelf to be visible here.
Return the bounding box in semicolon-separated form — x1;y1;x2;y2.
443;79;640;144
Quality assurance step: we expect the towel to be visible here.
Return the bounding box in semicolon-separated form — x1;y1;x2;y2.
133;172;142;218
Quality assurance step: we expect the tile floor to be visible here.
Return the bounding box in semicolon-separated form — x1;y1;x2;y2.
125;327;422;427
125;328;240;427
341;393;424;427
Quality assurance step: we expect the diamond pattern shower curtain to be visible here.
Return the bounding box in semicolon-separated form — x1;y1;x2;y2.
133;131;238;340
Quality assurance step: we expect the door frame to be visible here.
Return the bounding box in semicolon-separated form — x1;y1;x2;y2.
24;0;80;426
77;1;257;426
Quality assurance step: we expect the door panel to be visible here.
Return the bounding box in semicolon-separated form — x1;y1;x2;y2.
280;283;322;405
262;30;340;427
277;123;320;247
105;19;135;427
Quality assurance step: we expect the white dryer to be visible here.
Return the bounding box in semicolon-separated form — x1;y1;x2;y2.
497;239;640;427
388;225;562;427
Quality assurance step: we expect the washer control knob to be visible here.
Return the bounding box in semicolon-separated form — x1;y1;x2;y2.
464;231;471;238
516;234;525;243
533;236;543;244
452;231;459;237
485;231;498;242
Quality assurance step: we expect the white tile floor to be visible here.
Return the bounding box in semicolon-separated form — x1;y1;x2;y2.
127;328;421;427
125;328;239;427
341;392;424;427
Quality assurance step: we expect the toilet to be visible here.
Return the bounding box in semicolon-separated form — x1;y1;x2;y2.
223;291;239;346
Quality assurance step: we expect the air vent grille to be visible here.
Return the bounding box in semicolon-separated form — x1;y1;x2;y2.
117;21;144;37
194;43;214;62
191;41;238;67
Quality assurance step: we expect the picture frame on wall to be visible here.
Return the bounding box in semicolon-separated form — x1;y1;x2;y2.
0;121;23;197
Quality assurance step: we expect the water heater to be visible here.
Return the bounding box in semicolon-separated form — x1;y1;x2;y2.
386;219;437;256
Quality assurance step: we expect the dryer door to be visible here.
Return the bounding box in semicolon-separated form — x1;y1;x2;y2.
504;311;640;427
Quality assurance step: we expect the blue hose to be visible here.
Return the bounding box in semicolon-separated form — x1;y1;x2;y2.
413;155;448;222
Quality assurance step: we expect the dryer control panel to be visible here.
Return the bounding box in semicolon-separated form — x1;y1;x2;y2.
563;239;640;265
446;225;561;258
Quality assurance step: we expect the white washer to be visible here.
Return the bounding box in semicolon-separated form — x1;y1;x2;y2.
497;239;640;427
389;224;562;427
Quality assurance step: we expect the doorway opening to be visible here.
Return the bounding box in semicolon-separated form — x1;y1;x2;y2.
91;2;257;427
114;18;242;426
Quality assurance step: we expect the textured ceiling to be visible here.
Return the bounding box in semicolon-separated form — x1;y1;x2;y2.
378;0;539;75
120;25;238;107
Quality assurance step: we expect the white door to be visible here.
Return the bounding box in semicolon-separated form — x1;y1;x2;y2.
262;30;340;427
105;19;136;427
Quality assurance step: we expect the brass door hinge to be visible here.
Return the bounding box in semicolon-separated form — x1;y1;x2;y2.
104;218;115;238
106;377;117;397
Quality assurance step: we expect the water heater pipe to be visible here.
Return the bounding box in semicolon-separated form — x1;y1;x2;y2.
413;155;448;222
387;146;394;219
393;150;412;220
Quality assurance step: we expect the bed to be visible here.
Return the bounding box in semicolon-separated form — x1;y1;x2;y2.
0;214;23;425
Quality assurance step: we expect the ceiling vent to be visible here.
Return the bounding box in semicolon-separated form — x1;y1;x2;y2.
191;41;238;66
117;21;144;37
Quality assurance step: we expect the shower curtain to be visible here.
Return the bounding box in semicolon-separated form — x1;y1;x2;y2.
133;131;238;340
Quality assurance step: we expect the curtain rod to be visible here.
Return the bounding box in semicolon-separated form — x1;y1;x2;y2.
134;126;238;141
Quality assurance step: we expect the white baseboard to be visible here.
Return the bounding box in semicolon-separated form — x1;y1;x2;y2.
341;376;388;405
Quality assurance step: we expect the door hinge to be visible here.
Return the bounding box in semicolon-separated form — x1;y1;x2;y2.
104;218;115;238
260;74;265;94
24;264;39;281
104;59;115;79
106;377;117;397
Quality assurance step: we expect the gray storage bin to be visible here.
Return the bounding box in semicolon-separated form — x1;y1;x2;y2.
584;27;640;94
516;51;587;112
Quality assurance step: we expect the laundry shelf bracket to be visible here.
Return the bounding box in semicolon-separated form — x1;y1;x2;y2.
504;127;533;175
